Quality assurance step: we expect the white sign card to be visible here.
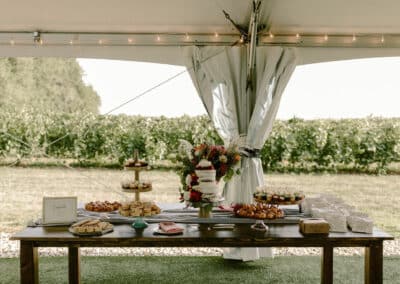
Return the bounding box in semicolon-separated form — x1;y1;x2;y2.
42;196;77;225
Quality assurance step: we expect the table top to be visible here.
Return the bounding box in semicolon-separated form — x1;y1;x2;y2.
11;224;393;248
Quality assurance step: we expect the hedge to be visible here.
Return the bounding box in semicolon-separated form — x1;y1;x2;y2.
0;110;399;173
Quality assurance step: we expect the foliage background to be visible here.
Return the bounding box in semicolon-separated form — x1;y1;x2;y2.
0;58;100;113
1;110;399;173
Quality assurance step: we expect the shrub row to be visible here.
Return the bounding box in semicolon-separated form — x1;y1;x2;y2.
0;110;399;173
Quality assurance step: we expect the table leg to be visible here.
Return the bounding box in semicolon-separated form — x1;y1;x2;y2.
321;245;333;284
365;242;383;284
68;246;81;284
20;241;39;284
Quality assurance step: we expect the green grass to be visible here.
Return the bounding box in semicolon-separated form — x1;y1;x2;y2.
1;256;399;284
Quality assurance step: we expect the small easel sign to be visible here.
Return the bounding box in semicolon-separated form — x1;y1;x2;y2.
42;196;77;225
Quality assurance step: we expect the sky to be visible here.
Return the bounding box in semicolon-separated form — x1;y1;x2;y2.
78;57;400;119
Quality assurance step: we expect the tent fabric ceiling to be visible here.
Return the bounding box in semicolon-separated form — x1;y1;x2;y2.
1;0;400;65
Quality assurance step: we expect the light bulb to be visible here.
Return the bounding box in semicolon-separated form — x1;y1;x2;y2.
214;32;219;38
381;35;385;43
269;32;274;38
128;38;133;43
296;33;300;39
10;39;15;45
185;34;190;40
156;35;161;41
69;40;73;45
98;39;103;45
324;34;328;41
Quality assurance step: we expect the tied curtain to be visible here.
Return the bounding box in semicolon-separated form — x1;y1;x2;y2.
184;46;297;261
184;46;297;204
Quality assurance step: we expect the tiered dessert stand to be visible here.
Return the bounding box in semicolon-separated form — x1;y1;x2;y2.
122;149;152;201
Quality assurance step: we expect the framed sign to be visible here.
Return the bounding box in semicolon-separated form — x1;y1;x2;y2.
42;196;77;225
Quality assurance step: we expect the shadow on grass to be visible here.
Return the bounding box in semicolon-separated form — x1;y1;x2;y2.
1;256;399;284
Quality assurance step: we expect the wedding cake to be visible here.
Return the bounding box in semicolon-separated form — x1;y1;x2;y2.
195;159;218;195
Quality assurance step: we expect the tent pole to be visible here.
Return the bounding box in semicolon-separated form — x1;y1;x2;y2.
242;0;261;135
247;0;261;91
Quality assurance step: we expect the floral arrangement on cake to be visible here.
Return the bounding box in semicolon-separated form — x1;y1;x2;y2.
169;140;241;204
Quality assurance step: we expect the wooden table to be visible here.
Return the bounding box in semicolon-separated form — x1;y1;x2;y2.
11;223;393;284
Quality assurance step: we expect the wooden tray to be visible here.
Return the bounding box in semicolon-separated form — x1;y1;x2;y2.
68;226;113;236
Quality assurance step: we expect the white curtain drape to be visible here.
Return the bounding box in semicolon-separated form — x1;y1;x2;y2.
184;45;297;261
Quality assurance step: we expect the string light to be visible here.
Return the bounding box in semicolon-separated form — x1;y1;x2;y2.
3;32;400;47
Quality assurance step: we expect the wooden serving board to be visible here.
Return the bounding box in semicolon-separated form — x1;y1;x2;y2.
68;226;113;236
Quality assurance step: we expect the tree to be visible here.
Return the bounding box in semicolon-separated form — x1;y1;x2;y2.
0;58;100;113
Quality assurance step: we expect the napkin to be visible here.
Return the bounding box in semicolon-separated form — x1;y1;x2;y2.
159;222;184;233
218;205;234;212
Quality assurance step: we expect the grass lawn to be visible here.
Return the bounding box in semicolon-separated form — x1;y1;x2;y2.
1;256;399;284
0;167;399;237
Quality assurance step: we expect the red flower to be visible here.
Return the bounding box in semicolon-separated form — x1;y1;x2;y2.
220;163;228;175
189;190;202;202
190;173;199;185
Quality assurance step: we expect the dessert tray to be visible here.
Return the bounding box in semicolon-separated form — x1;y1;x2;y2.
121;181;152;192
253;191;305;205
69;218;114;236
69;226;113;236
118;201;161;217
84;201;121;213
234;203;285;220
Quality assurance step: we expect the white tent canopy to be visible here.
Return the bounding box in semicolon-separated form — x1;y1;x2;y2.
2;0;400;64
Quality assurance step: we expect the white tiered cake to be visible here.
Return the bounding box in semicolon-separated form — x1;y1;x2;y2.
194;159;218;195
